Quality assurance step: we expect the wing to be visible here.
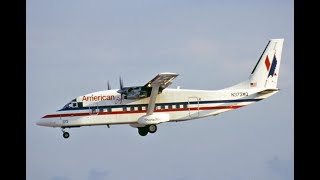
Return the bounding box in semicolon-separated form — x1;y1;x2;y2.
117;72;178;100
143;72;179;92
146;72;179;115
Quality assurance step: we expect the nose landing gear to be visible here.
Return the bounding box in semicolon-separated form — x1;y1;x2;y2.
61;128;70;139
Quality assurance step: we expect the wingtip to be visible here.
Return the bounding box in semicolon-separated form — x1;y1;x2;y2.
270;38;284;41
159;72;179;76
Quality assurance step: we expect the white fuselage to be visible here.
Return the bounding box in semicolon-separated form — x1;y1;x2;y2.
38;88;277;128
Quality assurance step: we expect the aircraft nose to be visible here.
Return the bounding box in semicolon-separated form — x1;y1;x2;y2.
36;118;44;126
36;117;52;127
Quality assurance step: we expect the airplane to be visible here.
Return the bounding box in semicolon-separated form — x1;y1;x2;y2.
37;39;284;138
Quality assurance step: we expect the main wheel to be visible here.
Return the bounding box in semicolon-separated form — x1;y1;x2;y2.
148;124;157;133
138;127;148;136
63;132;70;139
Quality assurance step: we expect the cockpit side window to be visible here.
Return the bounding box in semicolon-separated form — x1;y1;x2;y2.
77;102;83;107
62;99;78;110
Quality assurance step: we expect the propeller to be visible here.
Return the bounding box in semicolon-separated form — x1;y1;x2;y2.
120;76;124;90
117;76;125;100
107;81;111;90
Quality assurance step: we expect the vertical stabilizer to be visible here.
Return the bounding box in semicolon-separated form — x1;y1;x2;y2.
225;39;284;90
249;39;284;88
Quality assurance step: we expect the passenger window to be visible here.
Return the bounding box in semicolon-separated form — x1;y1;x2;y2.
183;104;187;109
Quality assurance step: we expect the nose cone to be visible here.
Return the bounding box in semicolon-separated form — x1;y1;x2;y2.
36;116;52;127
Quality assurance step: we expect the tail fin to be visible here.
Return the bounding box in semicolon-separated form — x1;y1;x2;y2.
226;39;284;90
249;39;284;88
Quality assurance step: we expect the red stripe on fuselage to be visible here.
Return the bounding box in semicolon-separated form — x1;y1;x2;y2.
42;105;243;118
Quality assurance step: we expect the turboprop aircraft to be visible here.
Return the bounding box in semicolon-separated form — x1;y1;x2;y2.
37;39;284;138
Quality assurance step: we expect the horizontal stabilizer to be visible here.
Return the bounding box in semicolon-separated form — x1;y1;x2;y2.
258;88;279;94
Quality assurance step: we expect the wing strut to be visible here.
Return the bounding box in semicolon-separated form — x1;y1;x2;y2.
144;72;178;115
146;83;160;115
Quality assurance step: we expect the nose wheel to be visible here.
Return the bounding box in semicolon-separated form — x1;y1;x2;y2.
61;128;70;139
63;132;70;138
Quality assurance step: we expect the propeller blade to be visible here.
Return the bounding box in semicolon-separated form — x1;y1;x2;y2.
120;76;124;90
107;81;111;90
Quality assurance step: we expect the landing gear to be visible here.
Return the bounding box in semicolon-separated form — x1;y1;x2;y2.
63;132;70;139
138;127;148;136
138;125;157;136
61;128;70;139
148;124;157;133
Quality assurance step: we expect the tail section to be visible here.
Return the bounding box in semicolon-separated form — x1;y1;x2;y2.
249;39;284;89
226;39;284;90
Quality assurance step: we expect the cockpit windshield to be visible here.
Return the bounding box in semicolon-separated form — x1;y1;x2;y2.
61;98;83;110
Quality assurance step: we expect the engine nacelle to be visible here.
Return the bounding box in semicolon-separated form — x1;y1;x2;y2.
126;90;147;99
138;113;170;125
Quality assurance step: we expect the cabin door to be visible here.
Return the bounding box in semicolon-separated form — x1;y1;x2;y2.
188;97;199;118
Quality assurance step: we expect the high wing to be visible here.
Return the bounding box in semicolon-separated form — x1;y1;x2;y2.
145;72;179;115
117;72;178;100
143;72;179;92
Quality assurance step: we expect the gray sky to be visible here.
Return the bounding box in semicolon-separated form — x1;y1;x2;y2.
27;0;294;180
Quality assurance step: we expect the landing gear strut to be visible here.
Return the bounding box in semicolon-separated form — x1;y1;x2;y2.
138;125;157;136
61;128;70;139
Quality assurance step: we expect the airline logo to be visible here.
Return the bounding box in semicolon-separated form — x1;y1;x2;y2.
82;95;115;101
265;55;277;77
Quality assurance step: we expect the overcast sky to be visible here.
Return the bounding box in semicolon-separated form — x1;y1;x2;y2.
27;0;294;180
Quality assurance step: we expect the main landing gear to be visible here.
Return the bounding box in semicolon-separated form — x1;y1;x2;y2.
61;128;70;139
138;124;157;136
